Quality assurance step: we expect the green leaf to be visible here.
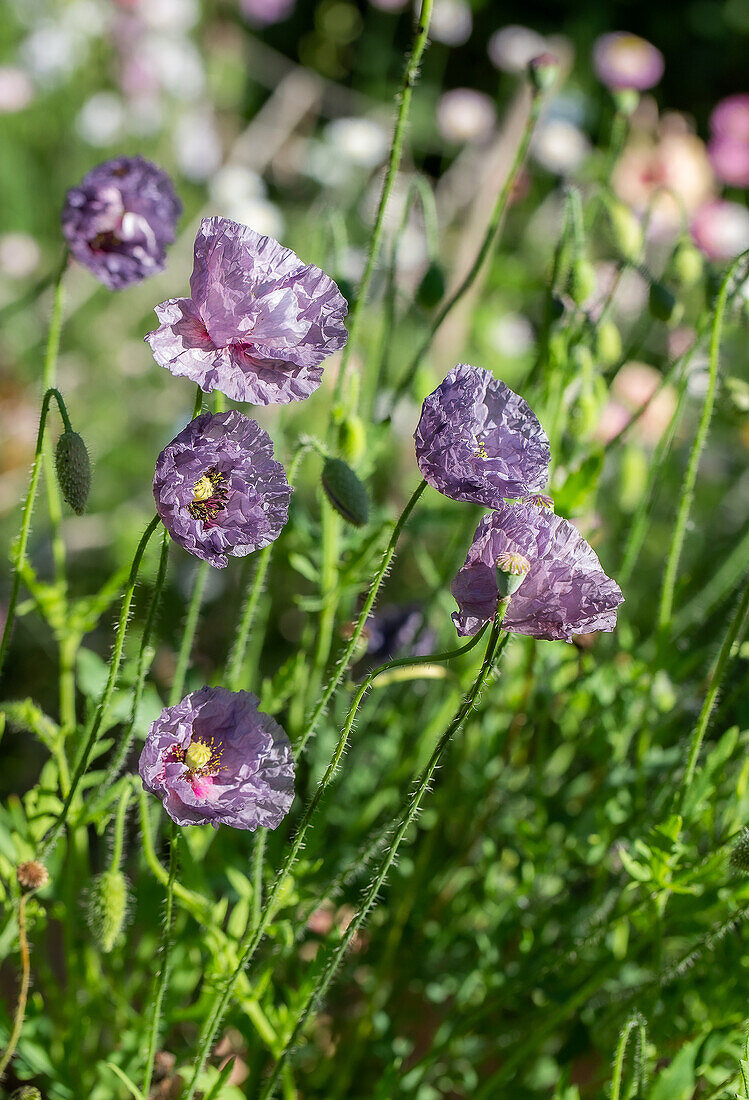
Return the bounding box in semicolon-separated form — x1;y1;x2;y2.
1;699;59;749
648;1036;702;1100
104;1062;147;1100
202;1059;237;1100
553;451;603;515
618;845;652;882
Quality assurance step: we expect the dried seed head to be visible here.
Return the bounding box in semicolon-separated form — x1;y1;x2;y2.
321;457;369;528
17;860;49;891
55;430;91;515
86;869;130;953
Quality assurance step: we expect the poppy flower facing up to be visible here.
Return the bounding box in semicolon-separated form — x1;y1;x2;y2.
414;365;550;508
451;501;623;641
146;216;348;405
593;32;664;92
61;156;181;290
153;410;291;568
139;687;295;830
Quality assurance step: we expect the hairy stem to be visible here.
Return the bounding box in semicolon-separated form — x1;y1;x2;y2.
141;823;179;1098
0;894;32;1079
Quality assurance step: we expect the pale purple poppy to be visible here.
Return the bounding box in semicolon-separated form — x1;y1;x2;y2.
240;0;295;25
451;502;623;641
153;410;290;568
593;33;664;92
146;217;348;405
708;137;749;188
139;687;294;830
61;156;181;290
414;365;550;508
691;201;749;262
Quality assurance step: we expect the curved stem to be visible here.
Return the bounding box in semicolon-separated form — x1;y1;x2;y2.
141;823;179;1098
392;88;544;404
331;0;435;413
40;515;162;857
0;894;31;1079
95;528;171;799
169;560;209;707
297;477;428;759
610;1012;647;1100
657;251;748;640
260;614;509;1097
108;783;132;873
676;572;749;813
0;387;75;681
182;622;489;1099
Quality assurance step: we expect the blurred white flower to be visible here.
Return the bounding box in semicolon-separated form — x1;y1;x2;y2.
0;67;34;112
63;1;106;39
488;25;547;73
20;24;81;84
142;0;199;32
395;222;428;273
144;35;205;101
126;94;164;136
75;93;126;146
305;140;355;188
429;0;472;46
486;313;536;358
532;118;590;175
324;117;390;168
240;0;295;26
210;164;266;207
436;88;496;144
225;197;284;239
0;234;41;279
691;200;749;262
174;109;221;181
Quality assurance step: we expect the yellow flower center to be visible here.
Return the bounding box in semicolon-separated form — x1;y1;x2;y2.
192;474;215;502
185;740;213;771
187;466;228;525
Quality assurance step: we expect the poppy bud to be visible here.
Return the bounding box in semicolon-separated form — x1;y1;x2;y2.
55;430;91;515
596;320;622;365
612;88;639;116
729;828;749;875
673;242;703;288
416;261;446;310
321;457;369;528
608;201;643;264
570;259;596;307
11;1089;43;1100
86;869;129;953
648;281;680;323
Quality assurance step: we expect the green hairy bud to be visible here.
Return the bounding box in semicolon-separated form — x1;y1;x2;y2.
338;415;366;466
570;259;596;307
416;261;446;310
321;457;369;528
55;430;91;515
596;320;622;366
673;242;703;288
729;828;749;876
608;201;643;264
648;281;679;324
11;1089;43;1100
86;870;129;953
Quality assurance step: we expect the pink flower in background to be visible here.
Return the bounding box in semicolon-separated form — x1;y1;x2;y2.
593;32;664;92
596;363;677;448
691;200;749;262
240;0;295;26
436;89;496;144
708;95;749;188
613;130;714;238
710;95;749;142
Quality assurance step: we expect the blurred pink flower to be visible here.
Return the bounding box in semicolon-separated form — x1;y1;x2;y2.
596;362;676;447
240;0;294;26
710;95;749;142
691;200;749;262
708;136;749;188
613;130;714;238
436;88;496;144
593;32;664;92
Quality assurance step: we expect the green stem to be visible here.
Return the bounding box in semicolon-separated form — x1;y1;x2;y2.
138;788;210;922
141;823;179;1098
296;477;428;759
260;614;509;1097
226;548;272;692
0;894;31;1078
331;0;435;413
610;1012;647;1100
169;560;209;707
657;252;748;639
676;572;749;813
39;515;162;857
250;828;267;933
0;387;75;681
95;528;171;799
108;783;132;873
392;88;544;404
182;622;489;1100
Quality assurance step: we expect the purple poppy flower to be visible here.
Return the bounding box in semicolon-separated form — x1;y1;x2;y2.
146;217;348;405
710;95;749;143
61;156;181;291
139;687;294;830
593;33;664;92
451;502;623;641
153;410;291;568
414;365;550;508
708;137;749;189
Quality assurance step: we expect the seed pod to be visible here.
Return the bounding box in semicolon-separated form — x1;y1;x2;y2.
416;261;446;310
86;869;129;953
648;281;679;323
570;259;596;307
596;320;622;366
608;202;643;264
321;457;369;528
495;551;531;598
527;52;560;94
55;430;91;515
729;828;749;875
